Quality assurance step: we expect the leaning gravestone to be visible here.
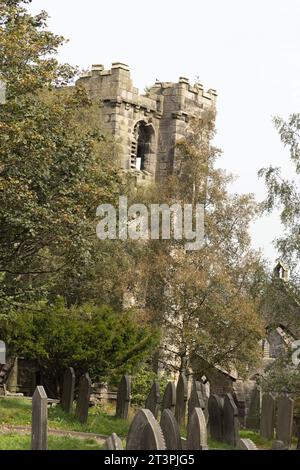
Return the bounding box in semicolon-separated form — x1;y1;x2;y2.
246;386;260;429
31;386;48;450
276;394;294;447
105;433;123;450
160;409;182;450
188;381;205;418
260;393;275;440
75;373;91;424
162;381;176;414
223;393;240;447
186;407;208;450
116;375;131;419
145;382;161;419
175;374;188;427
61;367;75;414
0;341;6;365
238;438;257;450
126;409;166;450
208;394;224;442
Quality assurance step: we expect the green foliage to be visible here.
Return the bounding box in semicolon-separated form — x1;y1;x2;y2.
0;433;101;450
0;299;159;394
130;366;168;406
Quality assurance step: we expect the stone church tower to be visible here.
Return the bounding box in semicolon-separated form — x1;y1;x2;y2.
77;63;217;182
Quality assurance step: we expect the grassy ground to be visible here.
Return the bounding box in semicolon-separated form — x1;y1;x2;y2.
239;430;273;449
0;433;102;450
0;398;130;438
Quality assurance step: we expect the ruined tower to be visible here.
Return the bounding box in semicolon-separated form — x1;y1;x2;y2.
77;63;217;182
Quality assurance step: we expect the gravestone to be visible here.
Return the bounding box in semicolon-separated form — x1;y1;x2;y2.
160;409;182;450
126;409;166;450
232;380;246;426
246;386;260;429
188;381;205;418
145;382;161;419
61;367;75;414
276;394;294;447
0;341;6;365
175;374;188;427
272;440;288;450
0;80;6;105
223;393;240;447
260;393;275;440
105;433;123;450
75;373;91;424
208;394;224;442
31;386;48;450
238;438;257;450
162;381;176;414
186;407;208;450
116;375;131;419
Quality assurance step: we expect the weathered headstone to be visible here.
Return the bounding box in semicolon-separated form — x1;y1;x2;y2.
61;367;75;414
116;375;131;419
175;373;188;427
162;381;176;414
160;409;182;450
238;438;257;450
75;373;91;424
208;394;224;442
0;80;6;105
188;380;205;418
223;393;240;447
31;386;48;450
0;341;6;365
232;380;246;426
272;440;288;450
145;382;161;419
105;433;123;450
276;394;294;447
246;386;260;429
126;409;166;450
186;407;208;450
260;393;275;440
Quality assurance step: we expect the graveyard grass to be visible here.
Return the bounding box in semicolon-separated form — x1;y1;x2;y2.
0;433;103;450
0;398;130;449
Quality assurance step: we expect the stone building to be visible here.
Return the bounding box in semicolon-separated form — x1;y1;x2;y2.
77;62;217;182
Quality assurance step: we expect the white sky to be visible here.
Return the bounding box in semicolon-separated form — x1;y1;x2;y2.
28;0;300;266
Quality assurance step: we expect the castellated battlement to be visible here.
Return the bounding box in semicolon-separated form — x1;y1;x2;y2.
77;63;217;182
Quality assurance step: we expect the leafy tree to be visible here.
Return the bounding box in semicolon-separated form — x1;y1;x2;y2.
0;298;159;396
0;0;122;309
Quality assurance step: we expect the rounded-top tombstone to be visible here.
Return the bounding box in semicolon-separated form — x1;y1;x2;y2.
126;409;166;450
105;433;123;450
187;407;208;450
116;375;131;419
162;381;176;414
160;409;182;450
208;394;224;442
145;382;161;419
75;373;91;424
61;367;75;414
175;373;188;427
188;380;205;418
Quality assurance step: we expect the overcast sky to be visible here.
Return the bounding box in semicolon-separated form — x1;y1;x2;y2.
28;0;300;267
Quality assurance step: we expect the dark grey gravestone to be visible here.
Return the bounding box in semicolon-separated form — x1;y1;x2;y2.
75;373;91;424
145;382;161;419
61;367;75;414
272;440;288;450
160;409;182;450
31;386;48;450
105;433;123;450
188;381;205;418
238;438;257;450
232;380;246;426
186;407;208;450
116;375;131;419
0;341;6;365
126;409;166;450
175;373;188;427
246;386;260;429
276;394;294;447
260;393;275;440
208;394;224;442
223;393;240;447
162;381;176;414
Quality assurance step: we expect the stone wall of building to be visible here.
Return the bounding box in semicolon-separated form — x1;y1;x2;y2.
76;63;217;182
